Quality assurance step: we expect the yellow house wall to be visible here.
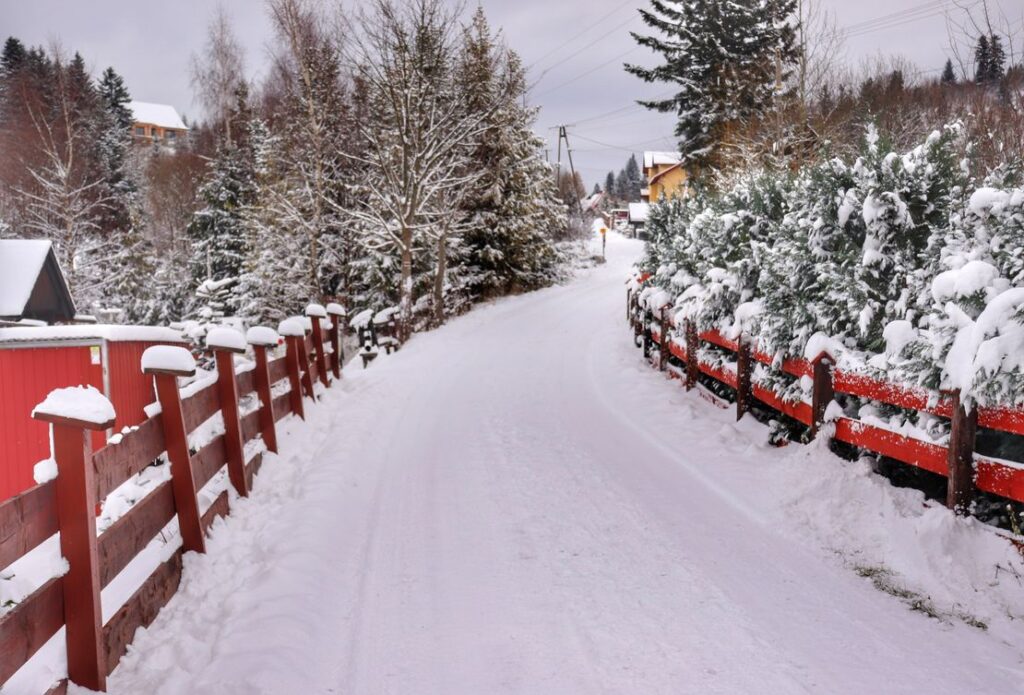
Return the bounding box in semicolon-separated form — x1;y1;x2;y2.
647;166;687;202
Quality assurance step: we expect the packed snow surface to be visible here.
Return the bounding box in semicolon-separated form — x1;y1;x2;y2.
205;326;247;352
140;345;196;374
245;326;280;347
32;385;115;425
100;234;1024;695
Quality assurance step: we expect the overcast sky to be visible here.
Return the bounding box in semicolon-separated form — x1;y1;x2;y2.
3;0;1021;187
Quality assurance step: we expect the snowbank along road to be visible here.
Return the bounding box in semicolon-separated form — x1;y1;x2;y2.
100;232;1024;694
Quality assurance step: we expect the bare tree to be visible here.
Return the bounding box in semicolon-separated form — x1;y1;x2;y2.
343;0;491;337
191;6;245;144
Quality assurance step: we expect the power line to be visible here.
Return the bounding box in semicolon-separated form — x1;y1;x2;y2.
528;13;642;92
525;1;636;71
534;45;644;98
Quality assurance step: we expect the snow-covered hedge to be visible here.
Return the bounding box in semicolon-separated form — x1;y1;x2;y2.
641;123;1024;409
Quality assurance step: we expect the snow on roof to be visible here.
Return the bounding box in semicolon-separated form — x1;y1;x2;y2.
0;240;52;317
628;202;651;223
128;101;188;131
0;324;187;344
643;151;681;169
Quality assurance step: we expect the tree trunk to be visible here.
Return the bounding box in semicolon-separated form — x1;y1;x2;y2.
399;224;414;342
433;232;447;327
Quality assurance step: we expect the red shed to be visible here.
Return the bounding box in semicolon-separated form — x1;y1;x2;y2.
0;325;187;501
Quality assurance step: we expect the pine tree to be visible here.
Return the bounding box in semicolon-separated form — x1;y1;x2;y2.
186;83;257;313
604;171;616;200
626;0;799;174
941;59;956;84
975;35;991;84
988;34;1006;82
623;154;643;199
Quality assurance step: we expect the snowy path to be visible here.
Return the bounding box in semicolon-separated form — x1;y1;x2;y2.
105;234;1024;695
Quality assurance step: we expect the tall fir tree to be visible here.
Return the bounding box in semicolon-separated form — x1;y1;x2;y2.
941;58;956;84
626;0;799;174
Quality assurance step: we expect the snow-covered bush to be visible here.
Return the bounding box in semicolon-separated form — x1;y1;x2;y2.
641;123;1024;409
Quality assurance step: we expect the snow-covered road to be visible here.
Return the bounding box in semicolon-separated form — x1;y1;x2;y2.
103;233;1024;695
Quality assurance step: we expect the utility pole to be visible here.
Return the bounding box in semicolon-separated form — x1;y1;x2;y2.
551;124;584;218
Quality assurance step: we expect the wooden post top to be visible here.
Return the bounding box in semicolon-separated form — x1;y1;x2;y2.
32;412;115;431
142;365;197;378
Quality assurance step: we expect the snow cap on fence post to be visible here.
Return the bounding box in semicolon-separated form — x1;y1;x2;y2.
141;345;197;377
32;386;116;691
278;318;306;338
326;302;346;317
279;318;309;417
205;326;247;354
325;304;345;379
305;303;327;318
246;326;280;347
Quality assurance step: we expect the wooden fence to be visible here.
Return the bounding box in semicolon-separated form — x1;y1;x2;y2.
627;288;1024;514
0;305;346;693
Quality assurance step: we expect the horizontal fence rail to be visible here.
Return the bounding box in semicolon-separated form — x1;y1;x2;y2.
0;306;346;694
627;286;1024;513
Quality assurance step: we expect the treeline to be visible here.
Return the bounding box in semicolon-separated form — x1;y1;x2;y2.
0;0;573;336
597;154;644;204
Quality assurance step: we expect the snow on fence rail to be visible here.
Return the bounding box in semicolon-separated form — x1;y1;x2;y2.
627;285;1024;513
0;305;346;694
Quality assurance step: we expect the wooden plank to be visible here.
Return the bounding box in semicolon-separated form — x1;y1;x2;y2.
976;458;1024;503
0;576;64;684
236;369;256;398
697;360;738;389
833;370;953;419
240;408;261;445
102;549;184;677
93;416;166;502
272;392;292;422
698;328;739;352
182;382;220;434
201;490;230;535
751;383;813;425
192;436;226;492
97;481;175;588
245;452;264;490
834;418;948;476
0;481;57;572
214;351;248;498
268;356;288;385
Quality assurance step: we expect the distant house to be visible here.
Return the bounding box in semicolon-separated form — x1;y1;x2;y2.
627;202;651;239
643;151;686;203
128;101;188;145
0;240;76;323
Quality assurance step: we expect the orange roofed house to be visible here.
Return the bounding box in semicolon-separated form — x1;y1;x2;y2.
129;101;188;145
643;151;687;203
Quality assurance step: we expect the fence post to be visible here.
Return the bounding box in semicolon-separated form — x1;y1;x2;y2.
208;330;249;498
299;331;316;399
684;319;698;390
326;303;346;379
246;329;279;454
306;304;330;388
658;306;669;372
31;405;115;692
810;352;835;439
736;337;752;421
143;351;207;555
947;391;978;514
279;319;307;420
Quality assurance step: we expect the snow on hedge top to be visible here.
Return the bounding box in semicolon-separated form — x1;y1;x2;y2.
278;318;305;337
206;326;246;352
129;101;187;130
141;345;196;374
0;240;51;316
305;303;327;318
0;324;186;344
326;302;346;316
33;385;115;425
350;309;374;329
968;187;1010;217
628;202;650;223
373;307;399;324
246;326;280;346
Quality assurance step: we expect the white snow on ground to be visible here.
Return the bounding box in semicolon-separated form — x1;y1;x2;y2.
96;233;1024;695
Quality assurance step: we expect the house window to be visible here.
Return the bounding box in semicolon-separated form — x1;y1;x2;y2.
166;130;176;140
135;126;145;136
151;127;159;138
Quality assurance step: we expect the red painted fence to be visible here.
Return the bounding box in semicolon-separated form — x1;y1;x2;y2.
0;306;345;694
628;288;1024;512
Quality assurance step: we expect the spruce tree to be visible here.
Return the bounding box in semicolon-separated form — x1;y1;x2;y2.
627;0;799;173
988;34;1006;82
604;171;616;200
975;35;991;83
941;58;956;84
